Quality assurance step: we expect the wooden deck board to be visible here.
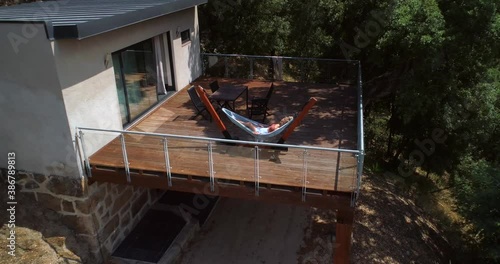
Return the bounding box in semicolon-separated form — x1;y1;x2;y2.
89;78;359;194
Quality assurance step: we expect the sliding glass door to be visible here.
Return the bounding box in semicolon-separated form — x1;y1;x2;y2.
112;34;175;125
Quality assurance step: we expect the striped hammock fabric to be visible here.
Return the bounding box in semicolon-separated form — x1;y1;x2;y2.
222;108;294;142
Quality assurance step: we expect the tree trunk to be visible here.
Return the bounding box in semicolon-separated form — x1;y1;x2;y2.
386;95;396;158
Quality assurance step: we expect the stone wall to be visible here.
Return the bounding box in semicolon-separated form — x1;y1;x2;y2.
13;171;164;263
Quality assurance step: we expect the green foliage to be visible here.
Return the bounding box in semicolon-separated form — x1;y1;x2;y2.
200;0;500;261
0;0;37;6
454;157;500;262
2;0;499;261
199;0;290;55
378;0;445;55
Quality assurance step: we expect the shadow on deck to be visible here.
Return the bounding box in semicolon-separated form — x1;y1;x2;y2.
82;78;359;211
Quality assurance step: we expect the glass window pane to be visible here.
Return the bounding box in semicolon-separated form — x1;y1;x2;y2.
113;38;160;124
121;39;158;120
181;29;190;44
112;53;129;124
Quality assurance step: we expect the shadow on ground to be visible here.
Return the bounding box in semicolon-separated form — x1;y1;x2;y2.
351;174;452;264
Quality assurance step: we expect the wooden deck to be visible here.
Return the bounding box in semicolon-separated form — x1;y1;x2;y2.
87;78;359;209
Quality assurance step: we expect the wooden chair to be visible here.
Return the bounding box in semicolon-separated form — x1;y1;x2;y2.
209;81;220;93
188;86;211;121
209;80;224;107
249;83;274;122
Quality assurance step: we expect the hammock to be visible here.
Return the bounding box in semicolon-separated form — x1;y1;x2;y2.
222;108;294;142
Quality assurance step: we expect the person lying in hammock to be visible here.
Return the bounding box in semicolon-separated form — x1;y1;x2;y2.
239;116;293;135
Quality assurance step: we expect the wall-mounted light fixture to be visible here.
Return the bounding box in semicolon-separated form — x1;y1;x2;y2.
176;26;181;38
104;53;112;68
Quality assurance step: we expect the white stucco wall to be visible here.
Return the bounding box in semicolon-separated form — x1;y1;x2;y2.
0;7;202;177
54;7;202;155
0;23;79;177
172;6;202;89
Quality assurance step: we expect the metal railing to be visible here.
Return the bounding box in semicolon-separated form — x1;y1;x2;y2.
76;53;365;206
76;127;360;203
201;53;359;84
355;61;365;201
201;53;365;204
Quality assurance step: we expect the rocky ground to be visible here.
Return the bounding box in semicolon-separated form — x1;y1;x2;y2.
0;184;87;264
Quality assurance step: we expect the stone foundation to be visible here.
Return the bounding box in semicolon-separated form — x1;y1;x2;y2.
13;171;164;263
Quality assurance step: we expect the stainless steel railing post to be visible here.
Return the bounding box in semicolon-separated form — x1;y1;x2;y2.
208;141;215;192
120;133;131;183
254;146;260;196
163;137;172;187
249;58;254;79
302;149;308;202
78;130;92;178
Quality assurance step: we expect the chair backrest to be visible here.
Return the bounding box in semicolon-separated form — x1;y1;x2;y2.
188;86;205;110
265;83;274;100
209;81;220;93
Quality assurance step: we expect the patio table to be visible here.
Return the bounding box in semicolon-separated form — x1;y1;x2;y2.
209;85;248;111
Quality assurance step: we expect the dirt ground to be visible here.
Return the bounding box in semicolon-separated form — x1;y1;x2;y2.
177;198;318;264
351;175;451;263
178;176;450;264
0;175;451;264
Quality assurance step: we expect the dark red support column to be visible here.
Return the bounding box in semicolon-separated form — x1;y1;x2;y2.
334;208;354;264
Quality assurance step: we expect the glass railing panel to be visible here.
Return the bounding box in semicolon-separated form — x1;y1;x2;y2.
80;130;123;168
211;142;256;185
78;127;362;196
337;151;358;193
159;137;210;179
121;134;165;173
281;59;304;82
202;54;359;85
203;55;226;77
302;149;339;192
204;55;254;79
257;147;305;190
225;56;251;79
251;58;274;80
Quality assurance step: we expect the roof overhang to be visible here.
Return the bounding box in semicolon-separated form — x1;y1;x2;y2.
0;0;208;40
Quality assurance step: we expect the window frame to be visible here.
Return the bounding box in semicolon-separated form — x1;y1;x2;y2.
180;29;191;44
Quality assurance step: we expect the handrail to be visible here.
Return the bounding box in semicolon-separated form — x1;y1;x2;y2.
201;53;364;154
354;61;365;206
79;53;365;206
76;126;362;154
77;126;358;204
201;53;360;64
357;62;365;154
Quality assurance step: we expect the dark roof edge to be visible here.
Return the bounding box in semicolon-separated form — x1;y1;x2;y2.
51;0;207;40
0;20;53;40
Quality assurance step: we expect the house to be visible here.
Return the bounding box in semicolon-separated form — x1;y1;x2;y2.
0;1;364;263
0;0;206;262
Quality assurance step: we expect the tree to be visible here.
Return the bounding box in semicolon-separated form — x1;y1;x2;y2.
1;0;39;6
454;157;500;262
198;1;500;260
199;0;290;55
